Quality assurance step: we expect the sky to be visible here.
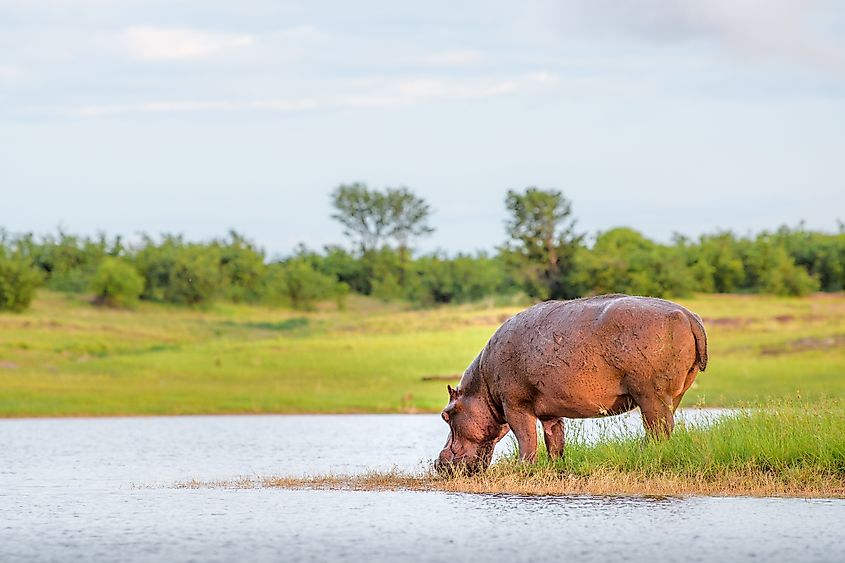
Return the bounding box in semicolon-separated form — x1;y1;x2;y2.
2;0;844;257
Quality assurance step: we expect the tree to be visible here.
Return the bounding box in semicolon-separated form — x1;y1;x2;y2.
90;258;144;308
383;187;434;254
686;232;747;293
265;257;349;311
218;230;267;303
331;183;387;254
132;235;223;305
503;188;583;299
741;235;819;296
330;183;434;254
0;250;41;312
573;228;695;297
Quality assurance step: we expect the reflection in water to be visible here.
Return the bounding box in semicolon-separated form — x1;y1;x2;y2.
1;413;843;562
472;492;681;513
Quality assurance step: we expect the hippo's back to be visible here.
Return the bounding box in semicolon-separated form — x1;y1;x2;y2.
481;295;704;404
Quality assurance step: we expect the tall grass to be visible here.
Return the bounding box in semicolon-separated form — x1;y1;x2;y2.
539;402;840;472
204;402;845;497
458;401;845;496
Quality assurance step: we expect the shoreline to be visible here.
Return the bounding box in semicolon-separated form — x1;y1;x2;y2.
174;472;845;499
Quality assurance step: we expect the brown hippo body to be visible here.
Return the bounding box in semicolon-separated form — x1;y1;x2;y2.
436;294;708;472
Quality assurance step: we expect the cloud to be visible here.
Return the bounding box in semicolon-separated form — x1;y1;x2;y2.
0;65;20;83
422;50;484;66
556;0;845;71
121;26;254;61
74;98;320;117
328;72;560;108
70;71;562;116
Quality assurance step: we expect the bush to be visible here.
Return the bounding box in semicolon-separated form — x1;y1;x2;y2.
165;246;224;305
0;253;41;312
265;258;348;311
743;238;820;296
133;237;224;305
761;248;820;296
90;258;144;308
412;253;504;305
687;232;747;293
25;231;113;293
573;228;695;297
219;231;267;303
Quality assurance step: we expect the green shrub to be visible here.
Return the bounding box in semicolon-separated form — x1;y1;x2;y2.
219;231;267;303
90;258;144;308
133;237;223;305
164;246;223;305
265;258;348;311
743;238;820;296
25;231;112;293
0;253;41;312
573;228;695;297
412;253;504;305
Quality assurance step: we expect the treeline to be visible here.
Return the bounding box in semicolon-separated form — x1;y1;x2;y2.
0;185;843;312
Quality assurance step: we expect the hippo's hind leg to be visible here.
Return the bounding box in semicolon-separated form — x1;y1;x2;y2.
504;407;539;462
625;370;677;440
542;418;565;460
636;393;675;440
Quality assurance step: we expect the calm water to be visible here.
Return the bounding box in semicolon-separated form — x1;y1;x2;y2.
1;411;843;562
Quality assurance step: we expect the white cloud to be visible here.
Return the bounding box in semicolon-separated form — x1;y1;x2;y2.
70;71;563;116
121;26;254;61
525;71;559;84
556;0;845;71
338;72;560;108
422;50;483;66
74;98;320;116
0;65;20;83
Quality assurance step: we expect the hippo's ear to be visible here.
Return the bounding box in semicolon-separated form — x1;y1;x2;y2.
447;384;456;400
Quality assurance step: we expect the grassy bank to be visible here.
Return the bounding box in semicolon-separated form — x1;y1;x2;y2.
1;291;845;416
181;402;845;497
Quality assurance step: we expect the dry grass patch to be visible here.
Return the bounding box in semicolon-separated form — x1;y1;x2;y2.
175;468;845;498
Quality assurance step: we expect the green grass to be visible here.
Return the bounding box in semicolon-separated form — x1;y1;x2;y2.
184;401;845;497
518;400;845;479
1;290;844;416
431;400;843;496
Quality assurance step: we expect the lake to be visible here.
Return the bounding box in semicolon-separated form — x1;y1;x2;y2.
2;411;843;562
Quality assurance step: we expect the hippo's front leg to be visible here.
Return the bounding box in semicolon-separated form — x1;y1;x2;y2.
504;407;538;462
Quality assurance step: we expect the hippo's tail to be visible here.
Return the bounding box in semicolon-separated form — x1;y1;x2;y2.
685;310;708;372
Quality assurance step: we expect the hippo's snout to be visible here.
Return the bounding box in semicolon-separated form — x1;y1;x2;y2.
435;447;456;475
435;446;490;476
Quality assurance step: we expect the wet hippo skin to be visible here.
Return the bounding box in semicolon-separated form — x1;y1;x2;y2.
436;294;708;473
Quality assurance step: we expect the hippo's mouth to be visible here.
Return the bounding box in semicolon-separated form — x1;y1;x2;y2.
435;441;495;476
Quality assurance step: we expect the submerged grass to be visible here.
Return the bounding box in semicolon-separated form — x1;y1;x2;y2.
179;402;845;497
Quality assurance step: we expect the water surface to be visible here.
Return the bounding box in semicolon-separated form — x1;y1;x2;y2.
2;411;842;562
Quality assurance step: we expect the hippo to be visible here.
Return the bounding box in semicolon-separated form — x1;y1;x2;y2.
435;294;708;474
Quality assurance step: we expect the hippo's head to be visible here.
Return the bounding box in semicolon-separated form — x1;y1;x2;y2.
435;385;508;475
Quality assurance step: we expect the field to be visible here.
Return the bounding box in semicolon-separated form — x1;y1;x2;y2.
1;291;844;417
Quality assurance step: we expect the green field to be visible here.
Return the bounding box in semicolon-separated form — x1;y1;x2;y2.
1;291;844;416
